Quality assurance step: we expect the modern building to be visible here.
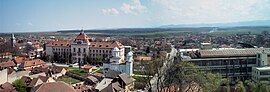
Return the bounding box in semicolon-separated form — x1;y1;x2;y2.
183;48;270;81
252;67;270;82
252;51;270;82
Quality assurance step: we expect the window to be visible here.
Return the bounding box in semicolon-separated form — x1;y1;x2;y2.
83;48;86;53
73;48;76;52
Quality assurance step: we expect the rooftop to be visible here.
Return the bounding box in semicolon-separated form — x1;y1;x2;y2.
255;66;270;71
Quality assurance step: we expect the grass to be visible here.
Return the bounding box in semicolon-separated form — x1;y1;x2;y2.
64;67;89;77
56;75;81;84
133;71;145;75
132;76;145;82
93;69;103;73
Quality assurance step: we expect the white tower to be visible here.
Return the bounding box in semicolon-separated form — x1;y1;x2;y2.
11;33;16;47
112;47;120;57
126;51;133;62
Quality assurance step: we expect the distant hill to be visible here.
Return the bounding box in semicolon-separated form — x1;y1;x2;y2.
160;20;270;28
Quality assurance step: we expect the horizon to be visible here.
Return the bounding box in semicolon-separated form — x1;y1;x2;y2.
1;0;270;32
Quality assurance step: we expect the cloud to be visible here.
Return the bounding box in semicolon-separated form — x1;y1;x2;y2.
151;0;270;24
120;0;147;15
27;22;33;26
102;8;119;15
101;0;147;16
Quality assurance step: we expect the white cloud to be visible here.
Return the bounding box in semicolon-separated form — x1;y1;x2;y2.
27;22;33;26
120;0;147;15
151;0;270;24
102;8;119;15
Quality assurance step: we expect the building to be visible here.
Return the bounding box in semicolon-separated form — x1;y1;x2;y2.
103;51;133;76
19;59;46;71
45;30;126;64
45;30;133;75
252;67;270;82
252;51;270;82
200;43;212;50
11;33;16;47
184;48;270;81
31;82;77;92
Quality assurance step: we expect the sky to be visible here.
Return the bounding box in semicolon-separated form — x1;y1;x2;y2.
0;0;270;32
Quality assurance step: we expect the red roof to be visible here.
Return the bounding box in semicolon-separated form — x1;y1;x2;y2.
89;41;123;48
14;57;31;64
0;60;16;68
83;65;92;69
46;41;71;47
23;59;46;67
75;32;91;43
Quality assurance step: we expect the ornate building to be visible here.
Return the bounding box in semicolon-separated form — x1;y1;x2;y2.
45;30;133;75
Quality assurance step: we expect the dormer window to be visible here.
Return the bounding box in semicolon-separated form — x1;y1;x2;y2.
99;45;102;47
55;44;57;46
61;44;63;46
106;45;109;47
92;45;95;47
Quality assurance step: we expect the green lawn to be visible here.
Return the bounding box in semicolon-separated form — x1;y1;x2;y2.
64;67;89;77
56;75;81;84
133;71;145;75
93;69;103;73
132;76;145;82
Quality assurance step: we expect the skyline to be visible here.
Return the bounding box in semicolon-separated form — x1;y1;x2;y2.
1;0;270;32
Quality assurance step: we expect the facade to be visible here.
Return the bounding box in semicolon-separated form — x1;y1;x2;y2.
45;31;133;75
183;48;270;81
252;51;270;82
103;50;133;76
45;31;125;64
252;67;270;82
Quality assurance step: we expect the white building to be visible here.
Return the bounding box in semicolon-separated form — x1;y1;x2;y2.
103;51;133;76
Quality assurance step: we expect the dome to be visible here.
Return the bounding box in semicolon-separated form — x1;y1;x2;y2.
112;47;119;51
127;51;133;56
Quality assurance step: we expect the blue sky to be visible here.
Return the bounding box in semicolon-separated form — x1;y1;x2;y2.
1;0;270;32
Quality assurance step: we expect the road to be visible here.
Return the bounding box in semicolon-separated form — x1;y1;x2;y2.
149;45;178;91
46;62;79;68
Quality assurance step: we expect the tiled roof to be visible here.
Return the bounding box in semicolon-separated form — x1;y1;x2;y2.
89;41;123;48
75;33;90;43
14;57;31;64
0;82;16;92
118;73;133;85
23;59;46;67
199;48;270;58
46;41;71;47
0;60;16;68
32;82;76;92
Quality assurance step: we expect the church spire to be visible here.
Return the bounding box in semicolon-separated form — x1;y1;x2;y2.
11;33;16;47
81;28;84;34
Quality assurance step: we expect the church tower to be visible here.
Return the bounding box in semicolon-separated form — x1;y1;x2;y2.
11;33;16;47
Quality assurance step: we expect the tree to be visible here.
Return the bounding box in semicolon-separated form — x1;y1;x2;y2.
12;79;27;92
96;56;104;65
146;47;150;53
236;81;246;92
163;60;222;92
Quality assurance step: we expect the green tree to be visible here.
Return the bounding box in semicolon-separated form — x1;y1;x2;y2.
12;79;27;92
96;56;104;65
236;81;246;92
